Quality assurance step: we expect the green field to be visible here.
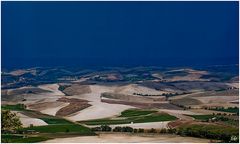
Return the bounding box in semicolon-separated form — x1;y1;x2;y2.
1;134;50;143
2;104;95;143
40;118;73;124
80;113;177;125
210;107;239;114
20;124;95;135
2;104;75;125
120;109;158;117
187;114;214;121
1;104;26;111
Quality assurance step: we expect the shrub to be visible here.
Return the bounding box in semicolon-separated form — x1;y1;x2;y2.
122;126;133;132
160;128;167;134
113;126;122;132
148;128;157;133
138;128;144;133
91;127;101;131
133;129;138;133
100;125;112;132
167;128;177;134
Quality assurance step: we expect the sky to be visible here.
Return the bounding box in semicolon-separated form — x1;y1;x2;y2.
2;1;239;68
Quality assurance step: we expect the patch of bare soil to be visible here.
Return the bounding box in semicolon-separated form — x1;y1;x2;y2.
168;120;189;128
62;84;91;96
194;95;239;107
7;87;50;96
27;101;66;111
38;84;65;96
101;98;182;110
101;92;166;103
8;69;37;76
170;97;202;106
1;90;8;96
192;89;239;97
114;84;167;95
55;97;91;117
15;112;48;127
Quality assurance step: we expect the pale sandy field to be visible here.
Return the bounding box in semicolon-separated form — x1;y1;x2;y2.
88;121;170;129
40;102;70;116
226;82;239;88
66;85;133;121
195;96;239;107
114;84;167;95
43;133;211;143
15;112;48;127
38;84;65;96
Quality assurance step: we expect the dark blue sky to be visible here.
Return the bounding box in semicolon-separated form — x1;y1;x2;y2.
2;1;239;68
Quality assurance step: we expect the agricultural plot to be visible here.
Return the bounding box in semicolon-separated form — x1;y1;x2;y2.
19;124;94;135
2;104;95;143
177;124;239;143
119;109;158;117
186;114;239;127
79;109;177;125
1;134;50;143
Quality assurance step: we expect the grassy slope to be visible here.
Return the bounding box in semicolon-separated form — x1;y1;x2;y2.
2;104;73;125
1;104;25;111
120;109;158;117
20;124;94;135
1;134;51;143
2;104;95;143
187;115;214;121
80;113;177;125
210;107;239;114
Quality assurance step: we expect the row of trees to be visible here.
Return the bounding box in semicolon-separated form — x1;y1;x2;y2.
133;92;190;97
91;125;176;134
91;124;238;143
177;126;239;143
169;101;192;110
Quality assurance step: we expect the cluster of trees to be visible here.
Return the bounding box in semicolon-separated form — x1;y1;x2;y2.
208;106;239;115
169;101;192;110
91;124;238;143
162;92;190;97
58;85;71;96
177;126;238;143
91;125;177;134
113;126;134;132
204;113;238;124
133;93;162;96
2;110;22;133
133;92;190;97
91;125;112;132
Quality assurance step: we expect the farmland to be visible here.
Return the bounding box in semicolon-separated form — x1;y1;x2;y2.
79;109;177;125
1;65;239;143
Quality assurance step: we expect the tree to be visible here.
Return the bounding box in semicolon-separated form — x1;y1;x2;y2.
113;126;122;132
2;110;22;133
148;128;157;133
91;127;101;131
100;125;112;131
160;128;167;134
138;128;144;133
133;128;138;133
167;128;177;134
122;126;133;132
